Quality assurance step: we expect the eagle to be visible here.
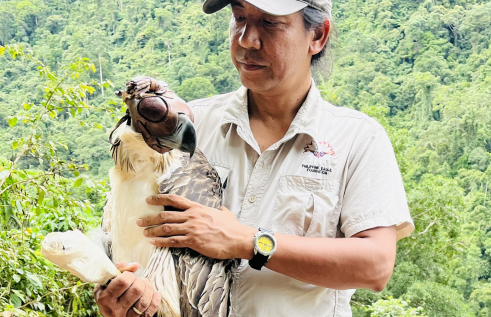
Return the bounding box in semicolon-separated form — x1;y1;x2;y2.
102;76;239;317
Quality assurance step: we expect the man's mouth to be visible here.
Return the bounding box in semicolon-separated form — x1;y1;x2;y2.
238;61;266;71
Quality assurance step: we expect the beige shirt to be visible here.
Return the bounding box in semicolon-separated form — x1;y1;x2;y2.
190;82;414;317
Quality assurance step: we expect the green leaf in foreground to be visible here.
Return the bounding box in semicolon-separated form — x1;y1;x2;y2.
73;178;84;188
0;170;10;182
8;117;18;127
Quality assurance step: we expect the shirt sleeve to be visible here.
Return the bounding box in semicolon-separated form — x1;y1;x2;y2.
340;123;414;240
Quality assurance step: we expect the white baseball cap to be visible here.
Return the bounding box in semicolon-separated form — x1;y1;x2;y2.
203;0;332;17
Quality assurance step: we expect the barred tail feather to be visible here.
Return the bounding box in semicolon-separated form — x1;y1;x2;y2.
141;247;181;317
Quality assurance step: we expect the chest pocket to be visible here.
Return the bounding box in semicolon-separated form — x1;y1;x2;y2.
270;175;340;238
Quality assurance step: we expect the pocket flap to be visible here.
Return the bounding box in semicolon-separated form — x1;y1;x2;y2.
271;175;341;237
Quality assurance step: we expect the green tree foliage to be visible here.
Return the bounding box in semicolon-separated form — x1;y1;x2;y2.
321;0;491;315
406;282;471;316
365;297;427;317
1;0;491;316
177;76;217;101
0;45;109;315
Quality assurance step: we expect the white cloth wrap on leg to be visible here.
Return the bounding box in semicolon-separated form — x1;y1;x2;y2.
41;229;120;284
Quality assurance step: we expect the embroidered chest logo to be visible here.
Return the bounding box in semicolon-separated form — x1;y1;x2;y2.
302;141;336;175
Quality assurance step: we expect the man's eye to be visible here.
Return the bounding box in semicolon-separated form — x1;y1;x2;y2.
234;15;245;23
263;20;278;27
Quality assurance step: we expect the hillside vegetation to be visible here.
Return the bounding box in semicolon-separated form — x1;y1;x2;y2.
1;0;491;315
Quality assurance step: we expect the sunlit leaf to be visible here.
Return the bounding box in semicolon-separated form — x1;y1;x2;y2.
73;178;83;188
26;273;43;289
33;302;46;311
10;294;22;307
8;117;18;127
13;274;21;283
38;190;45;205
15;200;23;213
0;170;10;182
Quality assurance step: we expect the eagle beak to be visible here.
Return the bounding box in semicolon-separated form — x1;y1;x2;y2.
155;113;196;157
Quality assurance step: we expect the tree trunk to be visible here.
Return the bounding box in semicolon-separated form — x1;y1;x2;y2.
168;43;171;68
99;53;104;96
484;180;488;207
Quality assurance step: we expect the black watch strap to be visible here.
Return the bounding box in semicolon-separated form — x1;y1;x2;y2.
249;252;269;270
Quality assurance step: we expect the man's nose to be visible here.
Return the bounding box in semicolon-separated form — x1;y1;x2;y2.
238;23;261;50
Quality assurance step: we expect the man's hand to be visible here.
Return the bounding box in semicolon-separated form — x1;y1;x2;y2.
137;194;256;260
94;262;161;317
126;76;168;97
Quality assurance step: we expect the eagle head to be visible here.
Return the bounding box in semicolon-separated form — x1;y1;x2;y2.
113;76;196;157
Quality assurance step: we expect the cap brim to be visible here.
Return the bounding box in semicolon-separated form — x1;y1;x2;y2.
203;0;230;14
245;0;308;16
203;0;308;16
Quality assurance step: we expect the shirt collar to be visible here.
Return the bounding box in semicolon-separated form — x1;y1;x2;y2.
219;79;324;149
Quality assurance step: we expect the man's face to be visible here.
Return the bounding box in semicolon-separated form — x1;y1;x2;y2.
229;0;313;95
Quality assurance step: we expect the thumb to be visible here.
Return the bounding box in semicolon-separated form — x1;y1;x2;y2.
220;206;234;214
115;262;140;273
146;194;196;210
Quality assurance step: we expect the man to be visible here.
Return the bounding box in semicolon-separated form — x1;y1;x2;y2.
94;0;414;316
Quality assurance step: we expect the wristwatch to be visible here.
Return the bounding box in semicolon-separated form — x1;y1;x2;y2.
249;228;277;270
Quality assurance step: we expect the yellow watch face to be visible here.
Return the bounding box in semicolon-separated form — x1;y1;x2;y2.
257;236;274;253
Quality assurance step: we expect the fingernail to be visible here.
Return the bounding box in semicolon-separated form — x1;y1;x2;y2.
149;239;156;245
146;197;152;203
143;228;148;236
128;262;138;266
136;219;142;226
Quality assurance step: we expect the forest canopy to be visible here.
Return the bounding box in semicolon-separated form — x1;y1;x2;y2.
1;0;491;316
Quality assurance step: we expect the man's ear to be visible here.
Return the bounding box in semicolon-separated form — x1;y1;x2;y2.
309;19;330;56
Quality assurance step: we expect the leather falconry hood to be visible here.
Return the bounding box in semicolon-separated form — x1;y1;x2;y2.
114;76;196;157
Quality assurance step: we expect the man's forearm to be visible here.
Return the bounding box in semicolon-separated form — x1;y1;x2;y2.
138;195;398;292
240;226;397;292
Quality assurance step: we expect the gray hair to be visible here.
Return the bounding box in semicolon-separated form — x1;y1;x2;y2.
301;5;334;75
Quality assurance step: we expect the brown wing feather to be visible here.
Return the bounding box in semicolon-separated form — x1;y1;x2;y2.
159;148;222;209
160;148;239;317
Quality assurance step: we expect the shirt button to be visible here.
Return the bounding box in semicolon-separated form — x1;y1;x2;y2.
248;195;256;203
